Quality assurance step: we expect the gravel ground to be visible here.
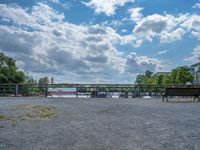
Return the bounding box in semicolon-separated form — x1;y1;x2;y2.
0;97;200;150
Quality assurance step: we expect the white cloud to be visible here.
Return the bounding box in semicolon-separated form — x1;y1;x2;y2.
193;1;200;8
121;29;127;33
84;0;135;16
160;28;185;43
158;50;168;55
181;15;200;30
185;45;200;63
131;13;191;47
179;14;200;63
0;3;64;29
0;3;161;83
101;20;123;29
51;0;60;4
129;12;200;47
133;14;183;42
128;7;143;22
125;53;162;73
181;14;200;40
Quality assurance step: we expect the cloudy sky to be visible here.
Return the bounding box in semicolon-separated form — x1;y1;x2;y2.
0;0;200;83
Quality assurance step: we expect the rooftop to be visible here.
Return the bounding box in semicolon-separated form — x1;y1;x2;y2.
191;62;200;67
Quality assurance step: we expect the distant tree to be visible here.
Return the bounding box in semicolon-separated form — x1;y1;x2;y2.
135;67;194;86
38;76;49;84
145;70;153;78
25;76;36;84
155;75;164;85
178;67;194;84
135;70;154;85
170;68;179;84
135;75;146;84
0;53;25;84
162;74;172;85
38;76;49;93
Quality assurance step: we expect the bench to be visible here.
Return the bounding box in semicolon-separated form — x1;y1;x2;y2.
162;87;200;102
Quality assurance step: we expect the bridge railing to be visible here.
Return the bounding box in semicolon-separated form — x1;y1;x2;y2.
0;84;199;98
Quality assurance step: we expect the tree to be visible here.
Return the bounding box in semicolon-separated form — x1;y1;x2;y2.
145;70;153;78
38;77;49;84
25;76;36;84
135;75;146;84
38;76;49;93
0;53;25;84
162;74;172;85
135;67;194;86
171;66;194;84
155;75;164;85
135;70;154;85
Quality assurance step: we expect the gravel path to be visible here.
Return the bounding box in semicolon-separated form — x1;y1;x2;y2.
0;97;200;150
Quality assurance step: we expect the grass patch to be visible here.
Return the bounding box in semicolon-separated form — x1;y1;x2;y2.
25;105;57;120
0;105;58;127
0;115;5;120
0;115;10;121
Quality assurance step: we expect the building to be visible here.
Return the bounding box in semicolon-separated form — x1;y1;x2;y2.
188;66;195;74
191;62;200;84
191;62;200;72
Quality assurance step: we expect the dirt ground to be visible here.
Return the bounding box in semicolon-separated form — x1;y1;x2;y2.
0;97;200;150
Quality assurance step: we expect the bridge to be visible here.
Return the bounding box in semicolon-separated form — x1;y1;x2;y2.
0;83;199;98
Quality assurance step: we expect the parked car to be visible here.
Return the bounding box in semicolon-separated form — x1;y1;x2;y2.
119;92;128;98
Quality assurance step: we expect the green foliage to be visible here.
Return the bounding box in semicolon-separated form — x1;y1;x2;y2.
135;67;194;85
145;70;153;78
38;76;49;84
0;53;25;84
135;75;145;84
135;70;154;85
25;75;36;84
162;74;172;85
38;76;49;93
171;66;194;84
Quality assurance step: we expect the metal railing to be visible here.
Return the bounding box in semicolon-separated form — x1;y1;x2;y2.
0;84;199;98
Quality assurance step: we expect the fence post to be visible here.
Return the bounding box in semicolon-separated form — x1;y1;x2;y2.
138;86;141;98
15;84;18;97
76;84;78;98
45;84;48;98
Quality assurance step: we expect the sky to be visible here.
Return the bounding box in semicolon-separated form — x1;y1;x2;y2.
0;0;200;83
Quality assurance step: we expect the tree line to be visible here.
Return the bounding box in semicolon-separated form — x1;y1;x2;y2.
135;67;196;85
